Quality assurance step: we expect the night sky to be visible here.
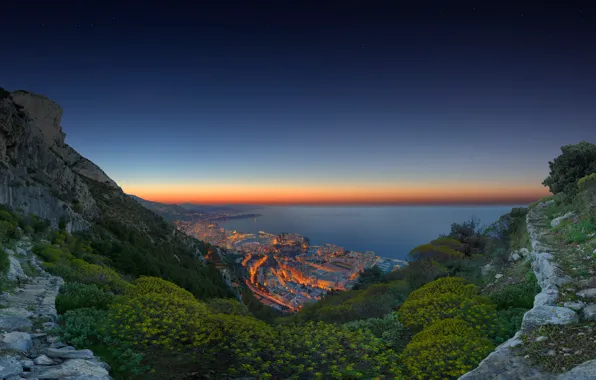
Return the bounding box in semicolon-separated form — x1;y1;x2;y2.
2;1;595;204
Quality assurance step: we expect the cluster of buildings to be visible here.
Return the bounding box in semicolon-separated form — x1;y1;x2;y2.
175;218;405;311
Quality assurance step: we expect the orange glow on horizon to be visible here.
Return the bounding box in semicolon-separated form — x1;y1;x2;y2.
122;181;550;206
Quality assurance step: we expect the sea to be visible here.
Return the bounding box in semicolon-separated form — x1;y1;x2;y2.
218;205;525;260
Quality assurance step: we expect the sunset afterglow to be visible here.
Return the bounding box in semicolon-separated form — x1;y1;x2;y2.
123;180;550;205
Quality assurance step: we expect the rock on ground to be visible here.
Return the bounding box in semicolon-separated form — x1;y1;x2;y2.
1;331;32;352
551;212;576;228
42;348;94;360
576;288;596;299
26;358;110;379
0;356;23;378
522;306;578;331
0;316;32;332
557;359;596;379
582;304;596;321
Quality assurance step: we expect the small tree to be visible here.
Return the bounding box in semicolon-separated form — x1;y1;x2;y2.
543;141;596;197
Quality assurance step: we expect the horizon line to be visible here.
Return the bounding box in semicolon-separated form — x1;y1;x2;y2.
130;194;542;207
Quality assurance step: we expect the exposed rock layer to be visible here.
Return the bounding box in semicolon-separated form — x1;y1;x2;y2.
0;90;119;231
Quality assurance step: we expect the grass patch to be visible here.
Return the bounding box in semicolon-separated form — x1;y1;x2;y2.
520;322;596;373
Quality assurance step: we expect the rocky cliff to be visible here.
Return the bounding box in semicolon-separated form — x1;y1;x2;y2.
0;88;118;231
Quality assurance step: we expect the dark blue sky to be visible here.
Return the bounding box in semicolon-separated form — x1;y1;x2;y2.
2;1;595;203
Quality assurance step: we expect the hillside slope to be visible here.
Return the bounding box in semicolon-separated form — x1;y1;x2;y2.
0;87;232;299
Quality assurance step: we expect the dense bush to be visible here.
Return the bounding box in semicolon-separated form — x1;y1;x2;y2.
45;259;130;294
126;276;196;302
493;308;527;345
409;243;465;263
399;277;496;333
107;276;402;379
0;248;9;274
207;298;250;315
578;173;596;192
385;259;448;289
56;282;116;314
288;280;409;324
542;141;596;197
488;273;540;310
401;318;494;379
59;307;109;347
343;312;409;351
58;307;148;378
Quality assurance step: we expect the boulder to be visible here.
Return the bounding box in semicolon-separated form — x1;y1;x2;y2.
563;301;585;311
582;304;596;321
577;288;596;299
0;356;23;378
510;252;521;262
7;256;28;281
557;359;596;379
42;348;94;359
1;331;32;352
0;307;33;319
20;359;34;370
33;354;55;365
534;285;559;307
551;212;576;228
0;316;32;332
522;306;578;331
481;263;493;276
27;358;109;379
519;248;530;257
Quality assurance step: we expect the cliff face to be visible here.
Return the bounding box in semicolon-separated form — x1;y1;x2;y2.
0;89;118;231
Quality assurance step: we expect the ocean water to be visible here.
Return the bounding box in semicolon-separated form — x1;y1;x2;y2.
218;205;524;260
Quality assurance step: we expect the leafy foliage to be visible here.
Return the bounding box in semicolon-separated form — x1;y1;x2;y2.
543;141;596;197
343;312;409;351
56;282;116;314
488;272;540;310
106;276;403;379
287;280;410;324
0;248;9;274
401;318;494;379
399;277;497;334
578;173;596;192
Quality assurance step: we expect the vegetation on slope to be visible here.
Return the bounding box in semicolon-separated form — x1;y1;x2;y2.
519;142;596;372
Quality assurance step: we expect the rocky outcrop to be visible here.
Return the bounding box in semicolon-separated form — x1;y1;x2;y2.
0;240;110;379
0;89;119;231
459;201;581;380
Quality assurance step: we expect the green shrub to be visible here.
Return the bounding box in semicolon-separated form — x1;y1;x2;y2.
58;307;149;379
56;282;116;314
578;173;596;192
543;141;596;197
32;244;65;263
0;248;9;274
45;259;130;294
126;276;196;302
207;298;250;315
493;308;527;345
399;277;497;333
386;259;448;289
0;221;15;243
23;226;34;235
401;318;494;379
0;210;14;222
409;243;465;263
343;312;409;351
488;274;540;310
59;307;108;347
